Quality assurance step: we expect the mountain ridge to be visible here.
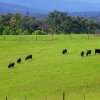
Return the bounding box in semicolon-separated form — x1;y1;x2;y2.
1;1;100;18
0;2;48;16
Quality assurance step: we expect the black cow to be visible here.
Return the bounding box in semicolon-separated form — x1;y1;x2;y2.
25;55;32;60
95;49;100;55
62;49;67;54
17;58;21;63
86;50;91;56
81;51;84;57
8;62;15;68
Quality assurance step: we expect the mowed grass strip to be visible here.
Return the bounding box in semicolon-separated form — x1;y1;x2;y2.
0;36;100;100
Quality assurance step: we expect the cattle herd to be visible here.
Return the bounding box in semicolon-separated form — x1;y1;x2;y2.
62;48;100;57
81;49;100;57
8;49;100;68
8;54;32;68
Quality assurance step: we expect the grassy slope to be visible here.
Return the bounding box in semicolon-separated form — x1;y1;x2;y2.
0;36;100;99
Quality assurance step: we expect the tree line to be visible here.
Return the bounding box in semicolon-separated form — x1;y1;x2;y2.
0;10;100;35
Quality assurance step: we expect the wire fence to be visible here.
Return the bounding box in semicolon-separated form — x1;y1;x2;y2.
0;34;100;41
2;92;100;100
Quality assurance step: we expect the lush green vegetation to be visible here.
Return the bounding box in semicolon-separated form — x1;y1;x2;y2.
0;11;100;35
0;35;100;100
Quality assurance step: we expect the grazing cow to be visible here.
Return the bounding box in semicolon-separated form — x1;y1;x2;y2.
81;51;84;57
95;49;100;55
86;50;91;56
8;62;15;68
25;55;32;60
62;49;67;54
17;58;21;63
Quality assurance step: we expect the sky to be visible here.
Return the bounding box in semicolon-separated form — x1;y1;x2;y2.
0;0;100;12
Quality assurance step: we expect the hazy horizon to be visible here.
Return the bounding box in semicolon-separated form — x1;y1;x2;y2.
0;0;100;12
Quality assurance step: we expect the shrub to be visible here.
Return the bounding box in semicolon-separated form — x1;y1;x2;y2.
32;30;47;35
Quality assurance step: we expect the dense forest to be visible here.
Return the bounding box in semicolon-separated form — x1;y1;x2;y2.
0;10;100;35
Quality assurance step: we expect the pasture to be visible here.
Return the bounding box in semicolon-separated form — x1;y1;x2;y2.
0;35;100;100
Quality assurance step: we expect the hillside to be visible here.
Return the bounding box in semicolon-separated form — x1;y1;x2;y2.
1;1;100;18
0;2;48;16
68;12;100;17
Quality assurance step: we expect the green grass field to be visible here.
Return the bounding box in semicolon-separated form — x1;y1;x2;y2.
0;35;100;100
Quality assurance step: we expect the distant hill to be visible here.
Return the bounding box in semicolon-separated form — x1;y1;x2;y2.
0;2;48;16
68;12;100;17
1;1;100;19
1;0;100;12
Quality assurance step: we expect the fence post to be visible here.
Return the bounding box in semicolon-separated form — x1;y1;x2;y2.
70;34;72;40
20;37;21;41
63;92;65;100
84;93;86;100
36;35;37;40
25;96;27;100
88;33;89;40
4;35;5;40
52;34;53;40
6;96;7;100
45;96;47;100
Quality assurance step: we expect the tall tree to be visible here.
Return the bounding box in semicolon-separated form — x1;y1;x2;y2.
0;13;13;26
47;10;67;33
